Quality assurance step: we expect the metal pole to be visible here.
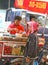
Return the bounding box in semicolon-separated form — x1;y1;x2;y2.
8;0;10;8
43;13;48;33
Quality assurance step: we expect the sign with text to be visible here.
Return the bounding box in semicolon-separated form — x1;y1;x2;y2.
14;0;24;8
14;0;48;14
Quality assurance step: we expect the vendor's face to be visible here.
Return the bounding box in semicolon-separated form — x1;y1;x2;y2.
31;18;35;21
14;20;20;25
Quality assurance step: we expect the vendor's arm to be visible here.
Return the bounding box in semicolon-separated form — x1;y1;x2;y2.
18;25;25;34
7;24;19;33
7;27;18;32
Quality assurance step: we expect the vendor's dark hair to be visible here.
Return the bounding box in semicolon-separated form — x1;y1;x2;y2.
14;16;22;21
30;15;36;21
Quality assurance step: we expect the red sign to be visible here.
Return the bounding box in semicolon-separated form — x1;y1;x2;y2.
14;0;48;14
14;0;24;8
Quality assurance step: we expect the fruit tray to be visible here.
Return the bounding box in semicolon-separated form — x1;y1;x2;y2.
2;41;26;57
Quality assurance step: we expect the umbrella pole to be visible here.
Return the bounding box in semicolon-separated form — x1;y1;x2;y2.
43;13;48;34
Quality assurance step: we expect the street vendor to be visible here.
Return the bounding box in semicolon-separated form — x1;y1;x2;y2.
7;16;25;34
26;16;39;35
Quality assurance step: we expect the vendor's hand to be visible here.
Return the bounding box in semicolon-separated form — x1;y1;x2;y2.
7;28;19;33
25;57;30;63
19;30;23;34
14;28;19;32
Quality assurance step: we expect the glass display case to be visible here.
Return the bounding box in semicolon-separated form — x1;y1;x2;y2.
0;36;27;58
2;41;26;57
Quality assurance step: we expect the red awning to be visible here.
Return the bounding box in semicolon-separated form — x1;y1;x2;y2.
14;0;48;14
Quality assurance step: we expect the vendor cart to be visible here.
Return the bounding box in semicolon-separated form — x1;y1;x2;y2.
0;33;46;65
0;34;27;65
